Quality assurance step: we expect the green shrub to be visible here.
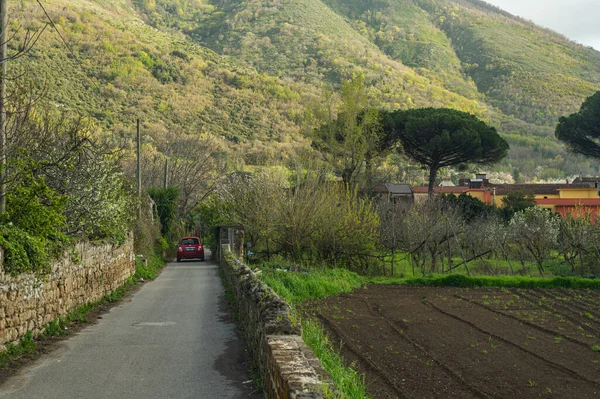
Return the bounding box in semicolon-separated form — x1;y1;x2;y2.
6;174;67;242
135;254;165;280
0;225;51;275
148;187;180;236
154;236;170;255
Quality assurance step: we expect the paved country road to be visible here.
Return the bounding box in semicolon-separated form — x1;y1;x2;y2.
0;254;260;399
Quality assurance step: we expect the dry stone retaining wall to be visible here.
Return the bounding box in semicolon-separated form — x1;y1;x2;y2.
0;235;136;350
220;251;331;399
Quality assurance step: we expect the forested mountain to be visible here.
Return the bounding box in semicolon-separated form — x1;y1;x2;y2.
12;0;600;181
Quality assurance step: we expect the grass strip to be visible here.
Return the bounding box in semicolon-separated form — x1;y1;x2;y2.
302;318;371;399
258;266;370;398
260;268;366;303
0;254;165;370
370;274;600;289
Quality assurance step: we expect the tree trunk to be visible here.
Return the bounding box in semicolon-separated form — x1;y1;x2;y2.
447;239;453;271
365;157;373;193
428;166;438;199
500;245;515;275
390;247;395;277
342;168;352;187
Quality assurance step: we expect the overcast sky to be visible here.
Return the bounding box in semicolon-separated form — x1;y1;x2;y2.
485;0;600;51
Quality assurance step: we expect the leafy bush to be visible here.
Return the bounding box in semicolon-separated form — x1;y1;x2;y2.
0;225;50;275
215;171;380;272
1;173;70;267
6;174;67;240
148;187;180;236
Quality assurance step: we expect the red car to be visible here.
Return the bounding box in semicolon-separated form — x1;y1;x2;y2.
177;237;205;262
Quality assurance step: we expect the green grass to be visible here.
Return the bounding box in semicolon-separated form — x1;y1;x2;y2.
134;254;165;280
260;267;366;304
257;263;369;397
380;250;546;278
302;319;371;399
370;274;600;289
0;332;37;370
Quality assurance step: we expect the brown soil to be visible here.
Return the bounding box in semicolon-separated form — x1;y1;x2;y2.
313;286;600;398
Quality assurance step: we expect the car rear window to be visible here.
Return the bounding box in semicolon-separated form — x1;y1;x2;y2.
181;238;199;245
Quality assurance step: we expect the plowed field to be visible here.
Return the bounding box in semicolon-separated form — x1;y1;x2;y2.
315;286;600;398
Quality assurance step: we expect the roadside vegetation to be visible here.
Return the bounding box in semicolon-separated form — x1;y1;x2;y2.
0;79;135;276
258;261;370;399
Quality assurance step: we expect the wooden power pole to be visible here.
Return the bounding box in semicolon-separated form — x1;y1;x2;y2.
0;0;8;213
163;158;169;189
136;119;141;197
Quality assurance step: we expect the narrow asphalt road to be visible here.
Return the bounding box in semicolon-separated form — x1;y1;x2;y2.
0;254;260;399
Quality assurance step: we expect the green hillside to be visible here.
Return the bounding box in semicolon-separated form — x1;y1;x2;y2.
12;0;600;181
14;0;319;166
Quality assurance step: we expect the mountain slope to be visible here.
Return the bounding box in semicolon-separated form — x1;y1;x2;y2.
14;0;600;181
418;0;600;126
14;0;317;165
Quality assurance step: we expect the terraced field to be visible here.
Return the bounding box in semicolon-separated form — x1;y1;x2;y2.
316;286;600;398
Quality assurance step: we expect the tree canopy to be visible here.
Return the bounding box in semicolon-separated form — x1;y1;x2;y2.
382;108;509;197
555;91;600;159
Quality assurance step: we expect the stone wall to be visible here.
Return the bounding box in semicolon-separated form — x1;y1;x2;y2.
0;235;136;350
220;251;331;398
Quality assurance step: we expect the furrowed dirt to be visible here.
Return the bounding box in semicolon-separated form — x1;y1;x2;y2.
313;286;600;398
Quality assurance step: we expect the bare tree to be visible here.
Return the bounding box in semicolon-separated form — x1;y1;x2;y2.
124;131;228;218
509;207;560;276
218;169;287;256
558;214;594;275
396;199;463;275
379;201;403;276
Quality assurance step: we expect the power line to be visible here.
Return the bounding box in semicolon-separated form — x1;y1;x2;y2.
35;0;101;92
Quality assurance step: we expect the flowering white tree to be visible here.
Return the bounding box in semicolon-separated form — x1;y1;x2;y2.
510;207;560;276
10;108;135;241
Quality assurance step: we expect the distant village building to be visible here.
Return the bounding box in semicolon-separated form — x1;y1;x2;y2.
439;177;455;187
372;183;414;206
410;173;600;221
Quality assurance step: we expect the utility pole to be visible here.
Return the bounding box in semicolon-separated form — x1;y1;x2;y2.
136;119;141;197
163;158;169;189
0;0;8;213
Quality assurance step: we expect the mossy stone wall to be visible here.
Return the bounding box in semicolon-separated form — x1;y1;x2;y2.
0;235;135;350
220;251;330;398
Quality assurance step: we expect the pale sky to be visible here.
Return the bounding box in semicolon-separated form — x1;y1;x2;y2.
485;0;600;51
